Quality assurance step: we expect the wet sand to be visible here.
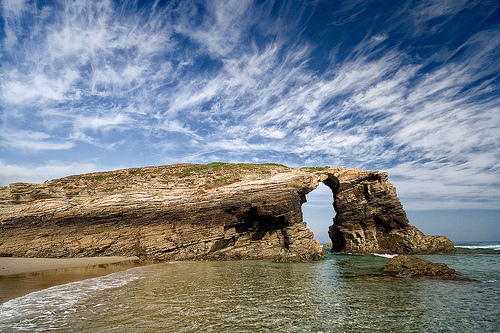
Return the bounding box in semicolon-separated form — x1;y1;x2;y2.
0;257;142;303
0;256;140;276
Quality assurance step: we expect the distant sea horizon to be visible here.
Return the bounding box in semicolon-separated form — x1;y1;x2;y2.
320;240;500;249
453;241;500;251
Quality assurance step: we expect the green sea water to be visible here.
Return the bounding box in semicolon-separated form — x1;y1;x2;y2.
1;251;499;332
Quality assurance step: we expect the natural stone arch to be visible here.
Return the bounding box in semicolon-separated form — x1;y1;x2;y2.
0;164;454;261
317;169;454;254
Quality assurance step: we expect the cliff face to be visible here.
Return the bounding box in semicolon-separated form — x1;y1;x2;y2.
326;168;454;254
0;163;453;261
0;164;324;261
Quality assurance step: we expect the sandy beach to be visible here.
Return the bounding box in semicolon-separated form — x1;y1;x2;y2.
0;256;140;276
0;256;143;304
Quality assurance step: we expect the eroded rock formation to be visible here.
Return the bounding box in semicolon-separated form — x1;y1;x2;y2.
326;168;454;254
383;255;461;280
0;164;324;261
0;163;453;261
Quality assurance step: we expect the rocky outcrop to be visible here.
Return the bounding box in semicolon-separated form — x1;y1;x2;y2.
326;168;454;254
0;163;453;261
0;164;325;261
383;255;462;280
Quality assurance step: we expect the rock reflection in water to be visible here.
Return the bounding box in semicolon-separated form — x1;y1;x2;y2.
54;257;426;332
1;254;498;332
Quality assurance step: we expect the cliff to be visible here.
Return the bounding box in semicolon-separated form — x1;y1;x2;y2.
0;163;454;261
327;168;454;254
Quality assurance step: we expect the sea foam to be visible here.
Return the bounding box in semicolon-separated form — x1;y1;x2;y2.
372;253;398;258
0;265;147;329
456;243;500;251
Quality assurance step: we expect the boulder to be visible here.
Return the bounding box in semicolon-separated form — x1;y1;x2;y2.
383;255;459;279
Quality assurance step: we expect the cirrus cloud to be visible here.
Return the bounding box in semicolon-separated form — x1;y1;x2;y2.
1;0;499;217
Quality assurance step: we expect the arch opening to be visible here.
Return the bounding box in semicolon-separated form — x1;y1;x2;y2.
301;181;335;244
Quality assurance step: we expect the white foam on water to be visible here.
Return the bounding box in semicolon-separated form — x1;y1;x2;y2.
372;253;398;259
458;244;500;250
0;265;147;329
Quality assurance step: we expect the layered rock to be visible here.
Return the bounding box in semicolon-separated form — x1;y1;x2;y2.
0;164;325;261
326;168;454;254
0;163;453;261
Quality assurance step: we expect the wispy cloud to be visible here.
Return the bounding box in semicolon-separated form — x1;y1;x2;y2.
1;130;74;150
1;0;499;211
175;0;254;57
0;161;41;185
75;113;132;131
0;160;100;185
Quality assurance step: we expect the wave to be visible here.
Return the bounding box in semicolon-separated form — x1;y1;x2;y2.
455;243;500;251
372;253;398;259
0;265;148;328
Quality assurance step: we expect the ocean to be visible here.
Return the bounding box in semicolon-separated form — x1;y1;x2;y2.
0;242;499;332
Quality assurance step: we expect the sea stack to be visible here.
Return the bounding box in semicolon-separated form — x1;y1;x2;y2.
0;163;454;261
326;168;454;254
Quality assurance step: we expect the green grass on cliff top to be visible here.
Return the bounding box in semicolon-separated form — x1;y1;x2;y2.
42;162;331;188
206;162;288;169
5;162;332;200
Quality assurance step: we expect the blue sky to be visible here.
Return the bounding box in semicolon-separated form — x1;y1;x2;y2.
1;0;499;242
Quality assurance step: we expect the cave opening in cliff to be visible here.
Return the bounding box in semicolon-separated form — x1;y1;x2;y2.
302;182;336;244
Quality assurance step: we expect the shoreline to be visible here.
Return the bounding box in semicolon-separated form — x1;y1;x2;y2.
0;256;143;304
0;256;141;277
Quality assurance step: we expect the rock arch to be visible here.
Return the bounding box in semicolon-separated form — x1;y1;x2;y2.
317;169;454;254
0;164;454;261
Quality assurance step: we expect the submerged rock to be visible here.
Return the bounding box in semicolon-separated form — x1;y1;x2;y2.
383;255;462;280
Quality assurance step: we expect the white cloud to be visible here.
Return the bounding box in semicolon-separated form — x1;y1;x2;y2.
207;139;269;152
255;127;287;140
1;130;74;151
158;119;202;140
34;160;100;181
1;0;27;51
0;161;41;185
168;81;221;115
412;0;474;22
75;113;132;131
2;0;26;15
387;159;500;210
0;160;100;186
2;73;70;104
175;0;254;57
0;0;499;212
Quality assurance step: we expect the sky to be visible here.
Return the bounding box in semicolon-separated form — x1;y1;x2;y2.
1;0;499;242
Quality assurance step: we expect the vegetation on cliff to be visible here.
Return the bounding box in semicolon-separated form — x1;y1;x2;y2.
0;163;454;260
0;163;325;261
1;163;294;204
